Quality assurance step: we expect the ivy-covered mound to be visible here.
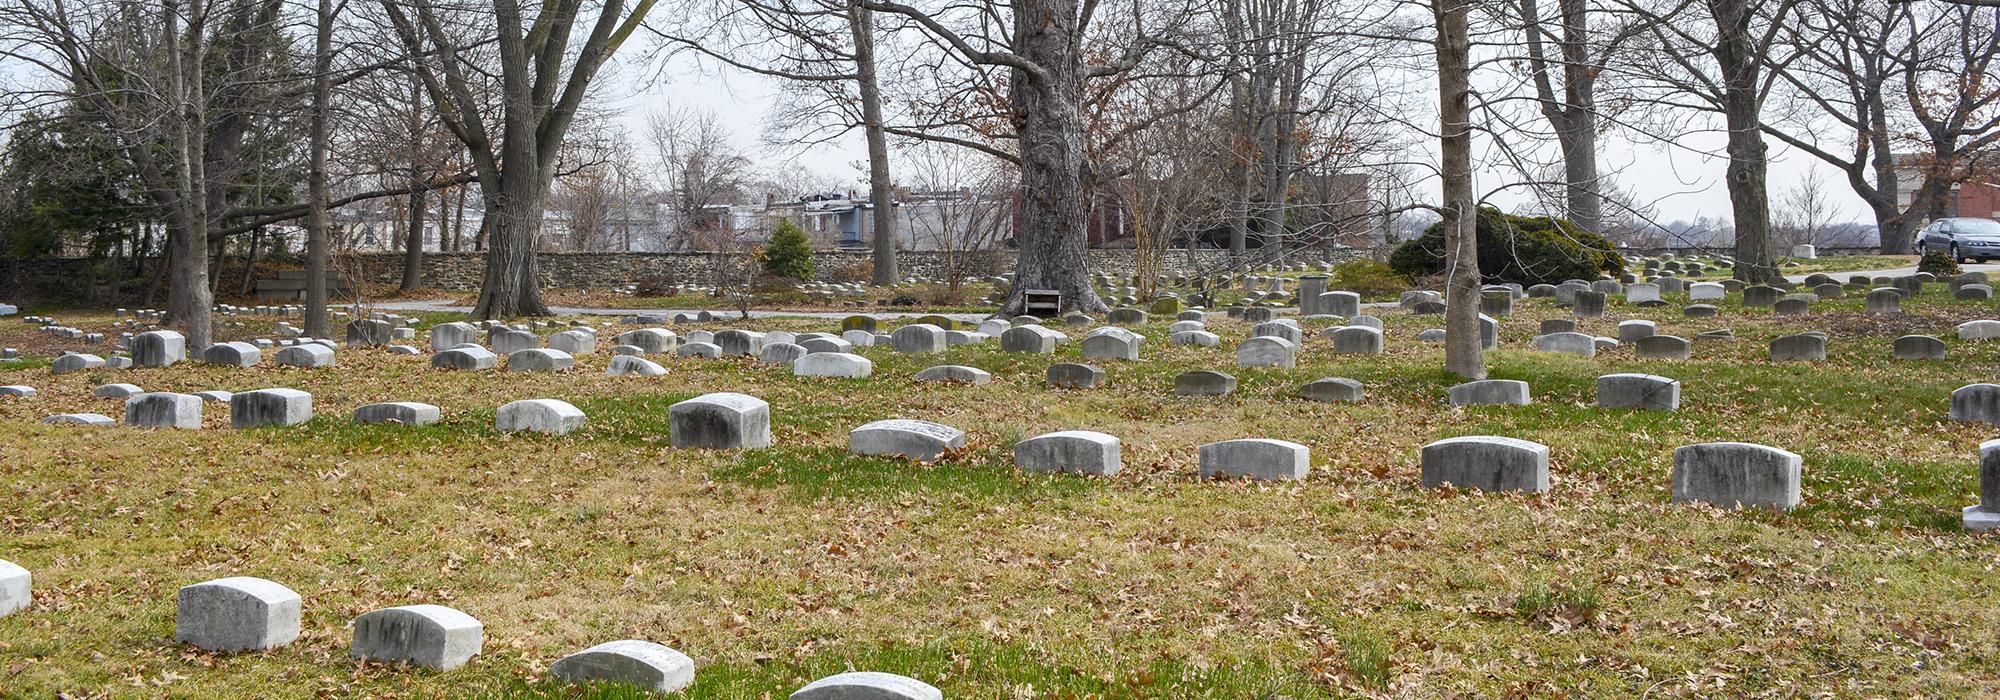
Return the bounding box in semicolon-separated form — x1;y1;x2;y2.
1389;207;1624;286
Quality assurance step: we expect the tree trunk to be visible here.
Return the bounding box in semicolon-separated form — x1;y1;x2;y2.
401;187;427;290
472;184;550;318
1711;0;1779;283
237;229;259;296
165;0;215;350
1437;0;1483;380
304;0;333;338
1000;0;1107;315
851;4;898;286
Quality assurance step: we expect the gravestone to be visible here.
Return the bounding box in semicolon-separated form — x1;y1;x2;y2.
231;388;313;428
353;402;441;426
1479;290;1513;317
51;353;105;374
1348;315;1384;330
125;392;202;429
1572;291;1606;318
432;322;481;351
1107;308;1148;325
1964;439;2000;531
1769;333;1826;361
1596;373;1679;411
175;577;301;652
1080;329;1142;361
1892;335;1946;360
1417;328;1446;342
44;413;115;426
1635;335;1691;360
1014;430;1122;476
669;393;771;449
793;352;873;379
1959;320;2000;340
132;330;187;368
496;399;586;435
1000;325;1061;353
677;342;722;359
491;329;541;354
841;316;879;334
841;330;877;348
800;337;854;355
1325;326;1383;355
346;319;393;348
274;344;335;368
350;604;484;671
1688;282;1725;301
1539;319;1576;335
614;329;677;354
0;559;25;617
1321;291;1361;317
1252;321;1302;344
791;672;942;700
550;640;696;694
506;348;575;372
889;324;948;354
1530;332;1596;357
1448;379;1530;406
1813;283;1844;299
0;385;34;398
94;383;142;399
1198;438;1310;481
1774;297;1811;316
914;365;992;384
606;355;669;376
1171;330;1221;347
1420;436;1549;493
1743;285;1781;307
202;342;261;367
1236;336;1297;368
714;330;766;357
549;329;597;356
1625;283;1661;304
1617;320;1656;343
687;330;716;345
1682;303;1719;318
1297;377;1363;403
1671;442;1802;511
849;419;965;461
1958;284;1995;301
1047;363;1105;389
759;343;809;365
432;346;497;370
1174;370;1237;396
1865;288;1902;314
1950;383;2000;426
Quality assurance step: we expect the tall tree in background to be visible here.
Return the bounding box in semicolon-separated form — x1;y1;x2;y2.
1436;0;1482;379
381;0;657;318
1515;0;1649;235
305;0;334;338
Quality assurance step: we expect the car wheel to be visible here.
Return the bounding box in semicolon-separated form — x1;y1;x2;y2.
1953;244;1964;263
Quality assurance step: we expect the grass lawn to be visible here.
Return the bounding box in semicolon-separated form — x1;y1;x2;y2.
4;286;2000;698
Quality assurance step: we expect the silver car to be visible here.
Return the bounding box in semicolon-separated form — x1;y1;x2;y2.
1918;217;2000;262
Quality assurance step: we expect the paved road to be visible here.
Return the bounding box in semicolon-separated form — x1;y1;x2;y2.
1783;262;2000;283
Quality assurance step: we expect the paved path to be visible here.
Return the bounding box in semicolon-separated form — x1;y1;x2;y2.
1783;262;2000;283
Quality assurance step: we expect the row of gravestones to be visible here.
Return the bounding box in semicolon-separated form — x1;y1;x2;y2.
0;569;941;698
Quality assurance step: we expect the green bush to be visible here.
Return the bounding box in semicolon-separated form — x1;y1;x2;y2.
1388;207;1623;286
1919;250;1961;277
761;219;815;281
1324;259;1409;298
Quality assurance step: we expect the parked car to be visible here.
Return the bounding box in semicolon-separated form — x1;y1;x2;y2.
1917;217;2000;262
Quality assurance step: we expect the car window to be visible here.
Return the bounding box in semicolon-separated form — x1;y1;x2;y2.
1958;219;2000;235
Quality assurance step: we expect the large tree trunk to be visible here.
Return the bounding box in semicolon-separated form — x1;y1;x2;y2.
165;0;215;350
1711;0;1779;283
1557;112;1601;233
1000;0;1107;315
1438;0;1483;380
304;0;333;338
851;4;898;286
472;180;550;318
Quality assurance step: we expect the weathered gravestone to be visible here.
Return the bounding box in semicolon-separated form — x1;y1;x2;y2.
849;419;965;461
1950;383;2000;426
1297;377;1363;403
1964;439;2000;531
432;345;497;370
1325;326;1383;355
1596;373;1679;411
914;365;992;384
353;402;441;426
496;399;586;435
1572;291;1606;318
550;640;696;694
274;344;335;368
1448;379;1530;407
1236;336;1297;368
126;392;201;429
350;604;484;671
132;330;187;368
431;322;481;351
506;348;575;373
1198;439;1310;481
793;352;873;379
175;577;301;652
1671;442;1801;511
1047;363;1105;389
0;559;26;617
1420;436;1549;493
1174;370;1237;396
999;325;1061;353
346;319;393;348
791;672;942;700
1014;430;1122;476
1635;335;1691;360
1892;335;1946;360
606;355;669;376
1769;333;1826;361
1530;332;1596;357
669;393;771;449
202;342;261;367
231;388;313;428
1865;288;1902;314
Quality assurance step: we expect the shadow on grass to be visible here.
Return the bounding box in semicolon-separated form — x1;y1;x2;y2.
474;637;1330;699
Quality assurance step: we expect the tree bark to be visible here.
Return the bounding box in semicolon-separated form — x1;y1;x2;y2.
850;4;899;286
165;0;215;350
1707;0;1780;283
1438;0;1484;380
305;0;334;338
999;0;1108;315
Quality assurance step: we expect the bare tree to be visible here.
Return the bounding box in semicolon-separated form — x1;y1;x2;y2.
646;105;754;250
899;141;1011;290
1773;167;1840;250
1437;0;1483;380
378;0;657;317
